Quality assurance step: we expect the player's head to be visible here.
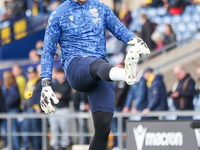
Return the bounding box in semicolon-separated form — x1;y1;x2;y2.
173;65;187;81
26;66;37;80
12;65;22;78
196;66;200;78
54;68;65;83
77;0;88;5
140;13;148;24
151;31;164;44
143;67;154;81
3;71;16;89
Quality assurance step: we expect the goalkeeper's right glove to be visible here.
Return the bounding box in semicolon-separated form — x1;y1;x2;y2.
40;79;59;114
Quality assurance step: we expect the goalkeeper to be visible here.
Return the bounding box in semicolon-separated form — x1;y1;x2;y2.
40;0;150;150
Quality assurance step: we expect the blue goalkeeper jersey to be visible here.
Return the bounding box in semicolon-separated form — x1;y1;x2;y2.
41;0;135;79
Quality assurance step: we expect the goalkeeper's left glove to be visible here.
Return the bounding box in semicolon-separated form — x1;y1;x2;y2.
127;36;150;55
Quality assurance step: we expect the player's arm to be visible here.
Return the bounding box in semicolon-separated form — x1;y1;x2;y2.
105;5;150;55
40;12;61;114
41;12;61;80
105;4;134;43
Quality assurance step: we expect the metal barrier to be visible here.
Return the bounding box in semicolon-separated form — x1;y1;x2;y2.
0;111;200;150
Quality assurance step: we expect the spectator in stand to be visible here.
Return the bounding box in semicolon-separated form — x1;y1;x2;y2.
122;69;141;113
35;40;61;59
122;82;138;113
0;77;4;146
118;3;131;28
190;0;200;4
35;40;44;56
2;71;20;150
142;69;168;117
163;0;186;15
162;0;169;9
108;3;132;62
0;77;5;128
31;0;39;16
21;66;39;150
123;68;151;114
153;23;158;31
111;63;129;150
164;24;176;50
29;49;41;63
114;3;132;60
193;66;200;112
12;64;26;110
151;31;165;51
196;66;200;94
170;65;195;119
2;0;27;21
28;64;42;150
71;90;90;144
140;14;156;51
50;68;72;150
141;0;164;8
50;0;61;12
0;77;4;105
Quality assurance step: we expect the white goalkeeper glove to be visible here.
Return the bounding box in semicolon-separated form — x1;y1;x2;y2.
40;79;59;114
127;36;150;55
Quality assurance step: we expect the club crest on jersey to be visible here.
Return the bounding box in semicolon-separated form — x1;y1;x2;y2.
90;9;99;17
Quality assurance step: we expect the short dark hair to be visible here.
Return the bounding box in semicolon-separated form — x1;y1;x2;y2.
54;68;64;73
143;67;154;74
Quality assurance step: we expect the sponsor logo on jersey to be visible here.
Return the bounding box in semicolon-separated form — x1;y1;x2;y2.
90;8;99;17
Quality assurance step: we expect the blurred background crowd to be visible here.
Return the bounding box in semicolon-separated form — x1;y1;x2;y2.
1;0;200;150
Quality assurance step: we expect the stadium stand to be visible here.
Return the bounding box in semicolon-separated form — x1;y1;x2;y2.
129;5;200;42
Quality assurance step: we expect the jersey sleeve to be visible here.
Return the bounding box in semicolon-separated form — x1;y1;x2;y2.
104;4;135;44
41;11;61;79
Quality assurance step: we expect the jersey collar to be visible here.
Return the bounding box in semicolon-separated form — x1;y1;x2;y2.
69;0;90;8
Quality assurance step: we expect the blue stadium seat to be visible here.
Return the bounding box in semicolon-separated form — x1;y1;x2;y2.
163;15;172;24
182;13;191;23
177;23;187;32
156;7;167;16
147;8;157;17
196;4;200;13
176;34;183;41
183;32;192;39
131;11;139;19
184;5;196;14
172;15;181;23
188;22;198;32
138;8;147;15
171;23;179;34
152;16;162;24
194;33;200;40
157;24;165;33
193;13;200;22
